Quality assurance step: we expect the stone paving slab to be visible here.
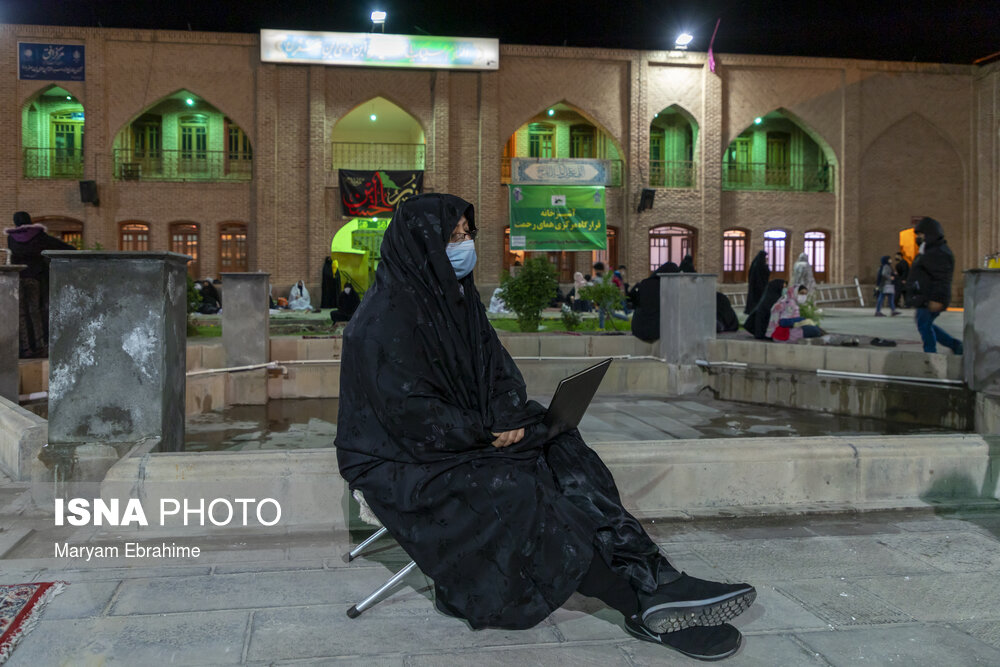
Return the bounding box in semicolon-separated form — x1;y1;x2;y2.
795;623;1000;666
6;508;1000;664
245;603;563;662
8;611;251;666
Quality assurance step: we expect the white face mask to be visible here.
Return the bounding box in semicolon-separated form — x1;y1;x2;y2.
796;294;808;304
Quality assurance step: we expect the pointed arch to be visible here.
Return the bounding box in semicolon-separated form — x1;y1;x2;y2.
502;99;625;159
111;88;253;148
649;103;699;188
21;85;86;179
859;112;965;283
722;108;836;192
330;95;426;171
111;89;252;182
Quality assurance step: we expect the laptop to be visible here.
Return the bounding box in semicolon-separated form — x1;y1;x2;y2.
543;358;613;439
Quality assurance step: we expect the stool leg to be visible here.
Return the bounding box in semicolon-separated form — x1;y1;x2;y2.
346;560;419;618
346;526;389;562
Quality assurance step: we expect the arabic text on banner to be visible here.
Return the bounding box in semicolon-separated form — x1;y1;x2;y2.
19;42;85;81
339;170;424;217
508;186;606;252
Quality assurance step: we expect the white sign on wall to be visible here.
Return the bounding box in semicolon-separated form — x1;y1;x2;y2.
260;29;499;70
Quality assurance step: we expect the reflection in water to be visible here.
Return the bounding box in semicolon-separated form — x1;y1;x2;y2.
183;396;955;453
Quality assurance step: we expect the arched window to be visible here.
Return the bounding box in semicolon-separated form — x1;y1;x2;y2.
33;216;83;248
592;227;618;273
119;222;149;251
722;229;749;283
170;222;200;276
22;86;85;179
763;229;789;280
804;230;829;283
225;118;252;175
219;223;248;273
648;225;695;272
528;123;555;158
330;96;426;171
649;106;697;188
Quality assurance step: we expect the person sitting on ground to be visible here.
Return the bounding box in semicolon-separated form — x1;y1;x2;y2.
488;287;510;314
744;278;785;340
791;253;816;294
874;256;898;317
288;280;312;311
630;262;679;343
329;283;360;323
716;292;739;333
744;250;770;315
766;284;823;342
336;194;755;661
197;280;221;314
678;254;696;274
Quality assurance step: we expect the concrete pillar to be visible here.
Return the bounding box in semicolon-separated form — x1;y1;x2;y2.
45;251;189;453
659;273;717;363
220;273;271;406
221;272;271;367
0;266;26;402
963;269;1000;393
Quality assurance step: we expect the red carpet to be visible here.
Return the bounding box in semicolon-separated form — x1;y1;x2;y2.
0;582;67;663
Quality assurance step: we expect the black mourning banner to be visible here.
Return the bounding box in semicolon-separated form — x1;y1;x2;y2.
338;169;424;217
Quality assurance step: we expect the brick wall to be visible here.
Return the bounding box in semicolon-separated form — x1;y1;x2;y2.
2;23;993;303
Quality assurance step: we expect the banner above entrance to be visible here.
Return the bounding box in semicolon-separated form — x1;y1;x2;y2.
339;169;423;217
260;30;499;70
508;186;606;252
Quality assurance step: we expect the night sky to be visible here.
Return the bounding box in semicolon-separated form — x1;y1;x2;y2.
3;1;998;65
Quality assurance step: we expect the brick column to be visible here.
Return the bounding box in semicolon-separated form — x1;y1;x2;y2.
0;266;25;402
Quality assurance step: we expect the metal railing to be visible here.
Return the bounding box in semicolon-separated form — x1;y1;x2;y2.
723;163;834;192
329;142;426;171
500;157;624;186
649;160;697;188
23;147;84;179
113;149;252;182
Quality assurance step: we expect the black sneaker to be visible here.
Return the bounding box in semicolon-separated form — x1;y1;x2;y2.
638;572;756;634
624;615;742;661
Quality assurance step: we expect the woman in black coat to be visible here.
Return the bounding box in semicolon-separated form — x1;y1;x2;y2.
744;251;770;314
335;194;753;659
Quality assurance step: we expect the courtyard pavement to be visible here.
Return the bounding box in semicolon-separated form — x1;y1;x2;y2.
2;475;999;665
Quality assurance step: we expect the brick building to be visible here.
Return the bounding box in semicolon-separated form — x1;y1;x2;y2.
3;23;998;299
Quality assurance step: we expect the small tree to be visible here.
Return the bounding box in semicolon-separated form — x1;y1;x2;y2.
579;281;626;330
498;257;557;332
561;303;582;331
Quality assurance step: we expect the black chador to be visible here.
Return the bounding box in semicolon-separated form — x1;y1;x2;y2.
335;194;675;629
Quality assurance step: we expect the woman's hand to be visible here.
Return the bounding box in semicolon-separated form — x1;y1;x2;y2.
927;301;945;313
490;428;525;448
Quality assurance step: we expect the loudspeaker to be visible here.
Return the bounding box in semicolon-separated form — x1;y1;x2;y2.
637;188;655;212
79;180;99;205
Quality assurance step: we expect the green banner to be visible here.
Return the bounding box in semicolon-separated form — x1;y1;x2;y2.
508;186;606;251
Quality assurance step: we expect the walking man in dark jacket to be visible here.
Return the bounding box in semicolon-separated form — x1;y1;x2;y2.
907;217;962;354
4;211;76;357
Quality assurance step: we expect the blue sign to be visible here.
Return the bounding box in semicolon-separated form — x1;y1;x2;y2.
511;158;612;186
19;42;85;81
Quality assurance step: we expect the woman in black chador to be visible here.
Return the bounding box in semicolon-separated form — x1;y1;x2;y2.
335;194;755;661
744;250;770;314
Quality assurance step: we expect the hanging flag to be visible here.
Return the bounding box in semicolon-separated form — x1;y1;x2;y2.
338;170;423;217
708;18;721;74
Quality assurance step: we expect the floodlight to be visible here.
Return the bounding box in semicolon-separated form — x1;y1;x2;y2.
675;33;693;49
371;10;386;24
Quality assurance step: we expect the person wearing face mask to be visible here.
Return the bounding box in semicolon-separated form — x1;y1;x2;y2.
907;217;961;354
335;194;753;661
765;284;822;342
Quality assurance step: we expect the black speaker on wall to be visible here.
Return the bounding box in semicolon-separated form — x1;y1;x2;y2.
79;180;99;205
637;187;655;212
